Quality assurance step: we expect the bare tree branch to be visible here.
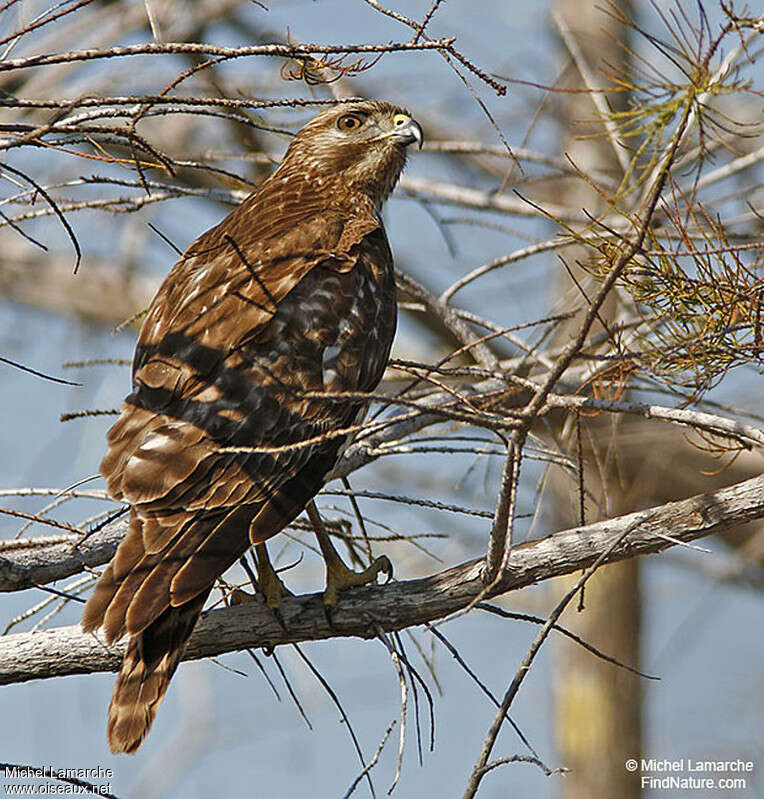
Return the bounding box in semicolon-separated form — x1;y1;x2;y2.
0;38;455;74
1;473;762;686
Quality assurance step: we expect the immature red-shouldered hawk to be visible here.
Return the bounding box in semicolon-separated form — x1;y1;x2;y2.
81;100;423;754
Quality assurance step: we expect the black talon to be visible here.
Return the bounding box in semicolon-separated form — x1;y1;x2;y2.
273;606;287;631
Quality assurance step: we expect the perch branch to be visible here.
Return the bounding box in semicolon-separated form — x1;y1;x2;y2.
1;473;762;685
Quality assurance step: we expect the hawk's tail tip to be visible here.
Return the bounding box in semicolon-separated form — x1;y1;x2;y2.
106;637;178;755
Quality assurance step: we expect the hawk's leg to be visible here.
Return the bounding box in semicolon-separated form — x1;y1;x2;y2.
306;501;392;615
232;543;291;629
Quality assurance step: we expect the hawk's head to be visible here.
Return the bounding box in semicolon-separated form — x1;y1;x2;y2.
279;100;423;209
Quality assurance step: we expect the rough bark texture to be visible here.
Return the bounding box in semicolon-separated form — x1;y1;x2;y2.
1;473;762;686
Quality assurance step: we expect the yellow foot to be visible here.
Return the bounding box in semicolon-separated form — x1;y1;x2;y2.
323;554;393;612
305;499;393;621
257;557;292;611
230;588;255;606
242;543;293;629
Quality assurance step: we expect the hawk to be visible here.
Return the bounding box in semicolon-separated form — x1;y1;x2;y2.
81;100;423;754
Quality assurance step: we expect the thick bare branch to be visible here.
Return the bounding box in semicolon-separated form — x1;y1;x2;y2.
0;525;124;593
1;474;762;686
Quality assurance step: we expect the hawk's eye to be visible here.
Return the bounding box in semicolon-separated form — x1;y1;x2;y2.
337;114;363;132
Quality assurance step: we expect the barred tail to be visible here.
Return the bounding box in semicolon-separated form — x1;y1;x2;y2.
106;591;208;754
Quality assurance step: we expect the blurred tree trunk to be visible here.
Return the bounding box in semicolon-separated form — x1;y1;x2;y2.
548;3;642;798
548;3;763;795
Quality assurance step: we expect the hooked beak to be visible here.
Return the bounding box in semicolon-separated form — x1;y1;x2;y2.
388;113;424;149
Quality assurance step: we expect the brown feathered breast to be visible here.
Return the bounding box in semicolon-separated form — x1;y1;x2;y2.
81;100;420;754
